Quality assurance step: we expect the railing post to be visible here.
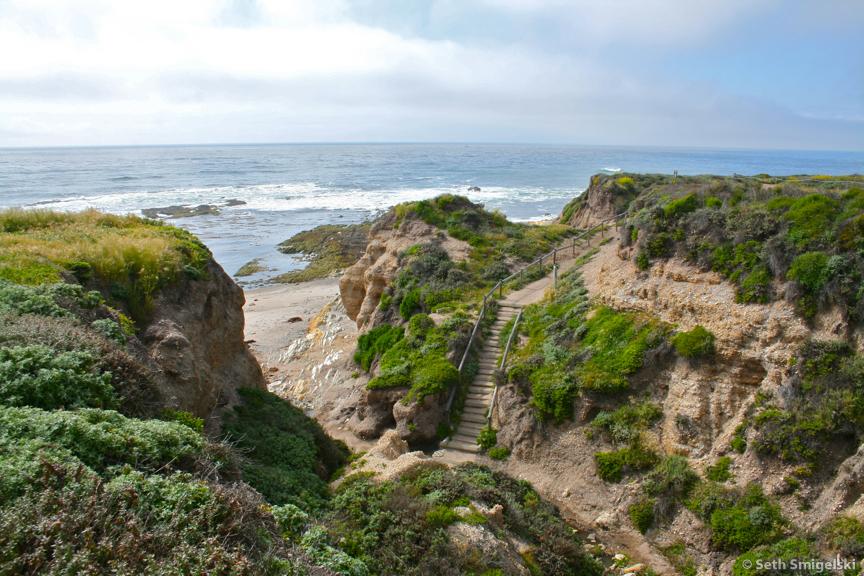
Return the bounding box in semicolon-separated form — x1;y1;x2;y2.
553;264;558;289
553;249;557;266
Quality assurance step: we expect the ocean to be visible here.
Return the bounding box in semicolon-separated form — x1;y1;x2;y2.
1;143;862;285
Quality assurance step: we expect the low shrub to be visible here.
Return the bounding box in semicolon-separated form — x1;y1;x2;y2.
733;538;824;576
591;401;662;444
706;484;784;552
354;324;404;372
487;446;510;460
823;516;864;557
628;497;656;534
644;455;698;501
223;388;349;510
476;425;497;451
672;325;715;358
0;344;116;410
595;443;658;483
706;456;733;482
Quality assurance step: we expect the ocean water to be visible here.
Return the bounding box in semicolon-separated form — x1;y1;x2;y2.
1;143;862;284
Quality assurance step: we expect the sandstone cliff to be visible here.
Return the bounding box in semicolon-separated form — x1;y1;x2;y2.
143;259;265;423
340;214;469;329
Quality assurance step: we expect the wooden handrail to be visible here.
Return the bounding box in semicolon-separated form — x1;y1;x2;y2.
488;308;522;422
445;211;625;417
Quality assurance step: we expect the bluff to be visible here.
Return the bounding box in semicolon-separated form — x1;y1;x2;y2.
487;173;864;575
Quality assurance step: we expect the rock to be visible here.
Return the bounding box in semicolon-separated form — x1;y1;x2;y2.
373;429;410;460
446;523;530;576
339;216;469;329
143;259;265;426
485;503;505;526
224;199;246;207
468;186;481;192
142;204;221;219
393;392;447;444
347;387;402;439
622;564;646;574
287;316;303;323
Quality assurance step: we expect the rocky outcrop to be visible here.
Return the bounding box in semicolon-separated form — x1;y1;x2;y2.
143;259;265;423
580;239;810;457
563;174;639;228
339;217;469;329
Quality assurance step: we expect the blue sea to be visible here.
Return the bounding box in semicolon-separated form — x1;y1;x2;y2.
1;143;862;285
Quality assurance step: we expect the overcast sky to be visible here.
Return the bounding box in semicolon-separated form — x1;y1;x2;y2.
1;0;862;149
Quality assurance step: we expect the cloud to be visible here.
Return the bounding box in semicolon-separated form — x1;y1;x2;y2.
0;0;861;149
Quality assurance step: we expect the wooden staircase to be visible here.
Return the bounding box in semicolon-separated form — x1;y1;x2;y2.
447;303;520;453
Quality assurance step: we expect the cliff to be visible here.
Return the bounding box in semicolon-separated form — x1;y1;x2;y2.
490;173;864;575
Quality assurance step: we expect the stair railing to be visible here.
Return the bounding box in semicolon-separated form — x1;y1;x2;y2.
445;211;624;415
488;308;522;423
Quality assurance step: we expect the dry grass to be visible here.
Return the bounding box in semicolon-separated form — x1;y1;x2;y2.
0;209;210;320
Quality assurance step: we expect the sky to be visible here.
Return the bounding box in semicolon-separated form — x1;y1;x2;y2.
0;0;862;149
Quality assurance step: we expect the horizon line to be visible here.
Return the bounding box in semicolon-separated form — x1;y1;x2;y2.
2;141;864;155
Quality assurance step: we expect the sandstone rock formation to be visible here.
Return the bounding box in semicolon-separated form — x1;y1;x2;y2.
339;216;469;329
143;259;265;423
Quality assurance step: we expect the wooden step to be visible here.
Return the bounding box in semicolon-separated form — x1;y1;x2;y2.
461;413;486;425
461;418;486;428
449;442;479;453
466;393;490;401
458;424;485;436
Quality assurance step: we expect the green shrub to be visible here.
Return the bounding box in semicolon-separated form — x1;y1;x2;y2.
595;443;658;482
708;484;784;551
737;266;773;304
425;504;460;528
476;425;497;450
487;446;510;460
733;538;825;576
628;497;656;533
530;366;576;422
161;409;204;433
578;307;667;393
223;388;349;510
823;516;864;557
785;194;839;248
0;280;102;318
591;401;662;444
406;356;460;401
0;465;302;576
636;251;650;270
664;194;699;219
644;455;698;500
731;424;748;453
354;324;404;372
787;251;830;318
272;502;310;539
706;456;733;482
752;341;864;464
0;344;116;410
672;325;715;358
0;405;204;482
399;288;421;320
90;317;126;344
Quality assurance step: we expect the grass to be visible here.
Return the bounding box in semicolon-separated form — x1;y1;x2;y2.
0;209;210;322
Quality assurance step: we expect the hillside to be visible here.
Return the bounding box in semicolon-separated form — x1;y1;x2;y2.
490;174;864;575
0;208;606;576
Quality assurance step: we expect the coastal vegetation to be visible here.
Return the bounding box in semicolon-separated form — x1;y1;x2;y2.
0;209;210;322
274;222;370;283
0;207;595;575
621;174;864;322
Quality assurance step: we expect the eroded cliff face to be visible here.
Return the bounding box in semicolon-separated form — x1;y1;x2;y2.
340;215;469;329
143;259;265;423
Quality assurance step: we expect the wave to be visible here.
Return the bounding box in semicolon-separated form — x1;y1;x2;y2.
25;183;581;216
